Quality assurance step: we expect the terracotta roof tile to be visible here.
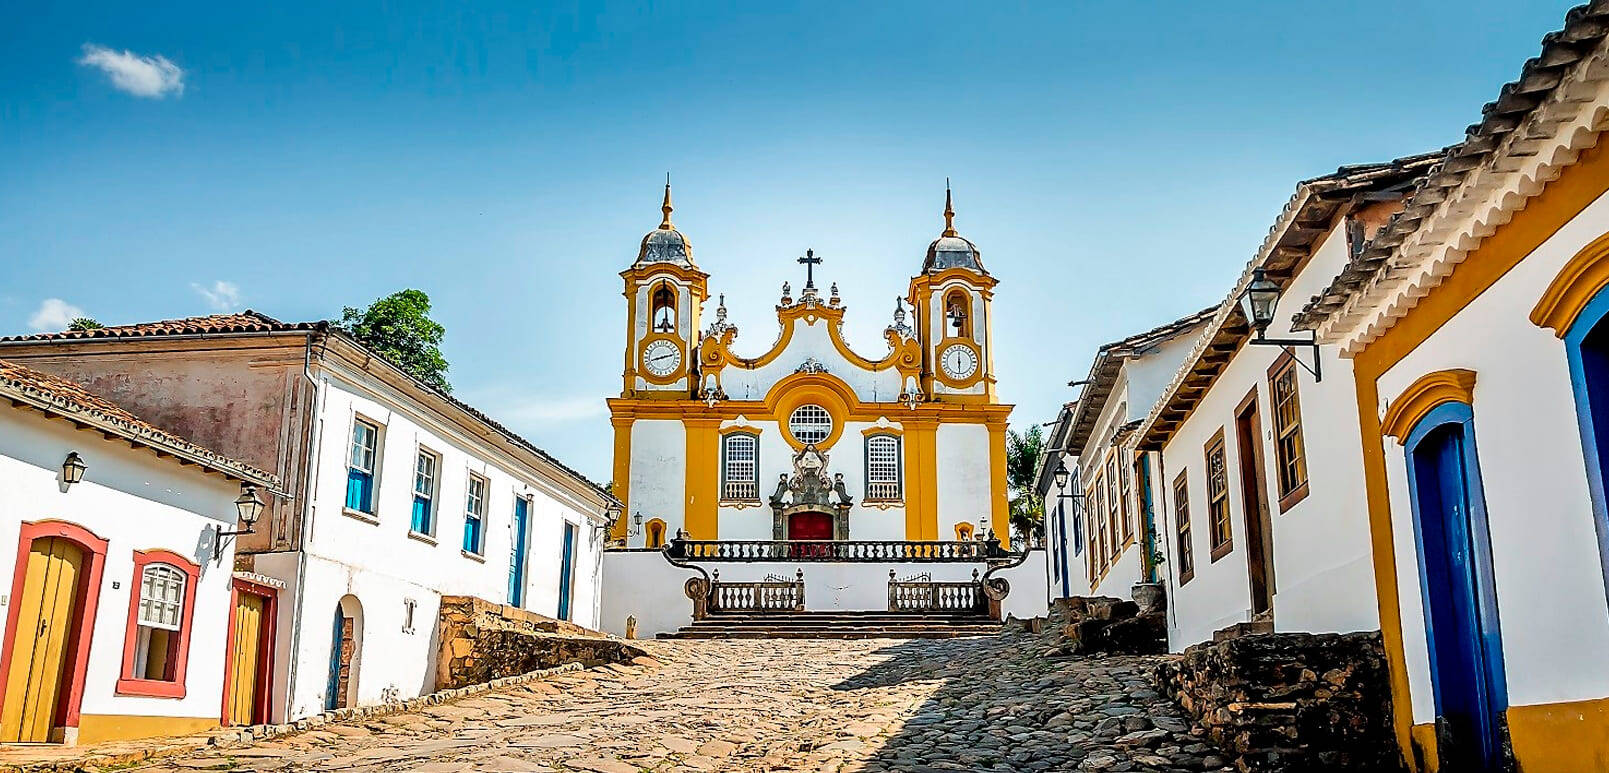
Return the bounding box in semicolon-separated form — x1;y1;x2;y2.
0;310;323;342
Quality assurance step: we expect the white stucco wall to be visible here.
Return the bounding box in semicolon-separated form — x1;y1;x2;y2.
1158;222;1377;651
600;548;1048;638
0;404;243;728
269;367;607;719
936;424;994;537
1373;191;1609;722
714;319;907;403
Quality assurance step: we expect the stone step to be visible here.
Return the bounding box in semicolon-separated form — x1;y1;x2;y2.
662;610;1002;639
1212;619;1275;642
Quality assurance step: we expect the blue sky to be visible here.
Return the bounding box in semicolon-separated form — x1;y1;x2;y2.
0;0;1581;481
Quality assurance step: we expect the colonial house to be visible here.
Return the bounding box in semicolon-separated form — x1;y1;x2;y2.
1289;5;1609;769
601;185;1047;638
0;360;278;745
1035;309;1212;602
0;315;615;722
1132;155;1438;651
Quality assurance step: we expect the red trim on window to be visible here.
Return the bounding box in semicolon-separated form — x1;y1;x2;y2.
0;520;110;732
115;549;200;698
220;577;278;726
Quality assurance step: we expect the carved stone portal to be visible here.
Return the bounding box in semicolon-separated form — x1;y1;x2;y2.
769;444;853;539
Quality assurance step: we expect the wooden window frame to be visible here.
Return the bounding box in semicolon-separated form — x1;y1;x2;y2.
1205;429;1234;561
117;549;199;698
345;416;382;517
1267;352;1311;512
1173;472;1194;584
1118;451;1134;544
410;447;440;538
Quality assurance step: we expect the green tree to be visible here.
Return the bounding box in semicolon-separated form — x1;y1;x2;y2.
338;289;451;393
67;317;102;331
1006;424;1046;545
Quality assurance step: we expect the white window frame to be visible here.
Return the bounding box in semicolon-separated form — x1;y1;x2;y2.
138;564;186;631
412;446;440;536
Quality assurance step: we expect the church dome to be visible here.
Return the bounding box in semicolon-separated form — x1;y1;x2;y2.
635;181;696;267
922;186;986;274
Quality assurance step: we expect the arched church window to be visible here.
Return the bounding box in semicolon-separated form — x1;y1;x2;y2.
645;519;667;548
865;434;902;501
945;289;972;338
789;405;833;445
651;284;677;333
721;433;759;500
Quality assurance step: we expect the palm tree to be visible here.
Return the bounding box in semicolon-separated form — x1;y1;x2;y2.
1006;425;1046;545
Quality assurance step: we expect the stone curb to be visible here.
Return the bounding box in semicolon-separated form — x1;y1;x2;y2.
0;660;598;773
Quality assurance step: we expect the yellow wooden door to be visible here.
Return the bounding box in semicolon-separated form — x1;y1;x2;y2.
225;593;264;725
1;538;85;743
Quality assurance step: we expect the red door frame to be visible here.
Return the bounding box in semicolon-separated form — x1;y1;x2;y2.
0;520;109;738
219;577;278;726
788;511;835;539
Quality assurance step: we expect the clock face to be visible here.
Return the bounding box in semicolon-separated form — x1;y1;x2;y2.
642;340;683;377
940;343;979;381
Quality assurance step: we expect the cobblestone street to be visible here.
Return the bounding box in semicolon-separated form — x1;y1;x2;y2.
126;635;1226;773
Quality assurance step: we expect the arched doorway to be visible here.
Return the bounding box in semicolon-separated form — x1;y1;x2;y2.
324;595;362;711
1404;402;1508;771
0;521;107;744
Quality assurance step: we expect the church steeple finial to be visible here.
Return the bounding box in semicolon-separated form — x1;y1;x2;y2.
659;173;674;230
942;178;958;238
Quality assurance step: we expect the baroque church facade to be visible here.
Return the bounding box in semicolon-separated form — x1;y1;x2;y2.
608;185;1013;546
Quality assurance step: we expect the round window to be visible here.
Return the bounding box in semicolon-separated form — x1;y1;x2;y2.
788;404;833;445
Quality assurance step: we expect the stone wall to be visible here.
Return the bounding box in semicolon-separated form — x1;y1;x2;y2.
435;596;647;690
1154;631;1403;772
1035;595;1167;656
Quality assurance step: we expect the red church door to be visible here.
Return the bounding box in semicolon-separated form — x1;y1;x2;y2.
788;511;834;540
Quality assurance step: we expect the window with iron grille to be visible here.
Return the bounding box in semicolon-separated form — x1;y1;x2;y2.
865;434;902;500
721;433;759;500
788;404;832;445
1174;473;1194;583
1270;359;1309;500
1206;432;1232;555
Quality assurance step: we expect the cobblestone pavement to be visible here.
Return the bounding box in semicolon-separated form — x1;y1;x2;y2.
133;636;1229;772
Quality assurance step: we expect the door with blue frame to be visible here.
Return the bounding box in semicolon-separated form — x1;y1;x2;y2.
1404;401;1509;771
509;497;530;607
557;522;577;621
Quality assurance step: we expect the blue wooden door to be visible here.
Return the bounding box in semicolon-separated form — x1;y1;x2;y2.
1407;409;1507;770
509;498;529;607
323;607;345;711
556;522;577;621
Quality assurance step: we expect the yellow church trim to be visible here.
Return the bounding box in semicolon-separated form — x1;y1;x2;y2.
635;332;690;387
1505;697;1609;773
1348;140;1609;768
902;416;940;540
1530;230;1609;337
988;423;1010;549
610;415;632;540
718;423;763;437
931;336;985;390
697;300;922;391
1379;369;1478;444
683;417;721;539
620;262;710;287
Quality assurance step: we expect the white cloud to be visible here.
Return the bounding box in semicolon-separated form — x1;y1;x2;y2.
28;298;86;331
77;44;184;99
191;280;241;311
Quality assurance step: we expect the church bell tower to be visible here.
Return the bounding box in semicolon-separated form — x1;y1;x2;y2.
910;184;996;402
621;180;709;398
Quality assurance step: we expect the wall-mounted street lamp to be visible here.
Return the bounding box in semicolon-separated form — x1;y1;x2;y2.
1239;268;1323;382
1052;460;1086;510
61;452;87;488
215;483;265;560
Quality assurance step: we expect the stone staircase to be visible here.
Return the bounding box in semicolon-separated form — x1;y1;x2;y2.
660;610;1001;639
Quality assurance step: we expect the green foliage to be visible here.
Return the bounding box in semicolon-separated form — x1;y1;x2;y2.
67;317;102;331
1006;424;1046;545
338;289;451;393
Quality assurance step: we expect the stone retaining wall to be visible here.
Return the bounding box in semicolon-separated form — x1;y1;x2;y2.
1154;631;1403;772
435;596;647;690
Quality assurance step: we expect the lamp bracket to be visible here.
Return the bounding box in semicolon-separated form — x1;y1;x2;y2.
213;525;256;561
1248;332;1322;382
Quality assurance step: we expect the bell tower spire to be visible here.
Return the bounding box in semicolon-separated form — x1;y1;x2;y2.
660;173;674;230
942;178;958;238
